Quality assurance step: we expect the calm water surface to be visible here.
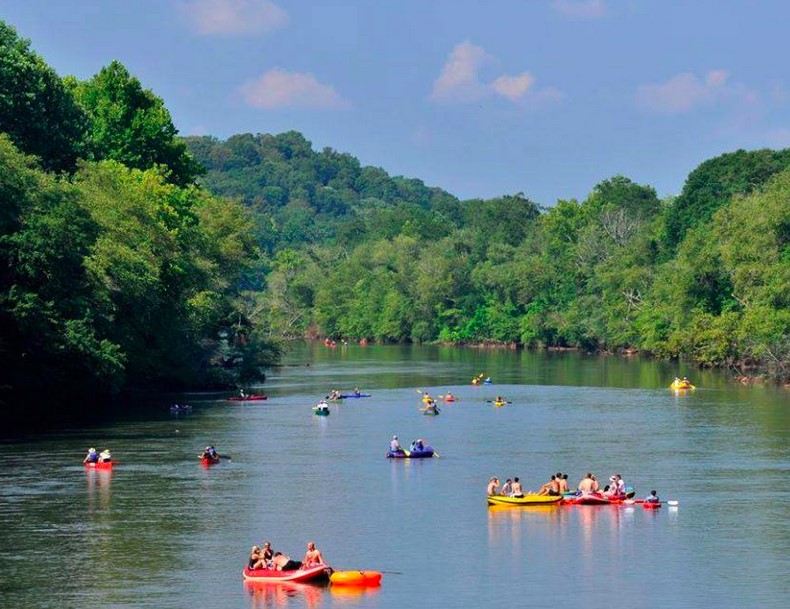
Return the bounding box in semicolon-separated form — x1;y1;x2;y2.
1;344;789;609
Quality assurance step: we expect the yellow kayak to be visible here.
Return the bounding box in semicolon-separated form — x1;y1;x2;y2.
487;494;562;506
670;381;695;390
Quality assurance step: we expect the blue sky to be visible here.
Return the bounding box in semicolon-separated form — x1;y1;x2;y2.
3;0;790;204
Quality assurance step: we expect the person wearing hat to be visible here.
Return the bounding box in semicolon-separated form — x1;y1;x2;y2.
389;435;401;452
98;448;111;463
83;447;99;464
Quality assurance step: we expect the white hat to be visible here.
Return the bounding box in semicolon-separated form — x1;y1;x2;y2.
392;435;397;439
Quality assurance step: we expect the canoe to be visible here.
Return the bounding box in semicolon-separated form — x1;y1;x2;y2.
313;406;330;416
330;570;382;586
338;394;371;399
387;446;435;459
242;565;330;583
85;461;113;470
200;456;220;466
227;394;268;401
642;501;662;509
487;494;562;506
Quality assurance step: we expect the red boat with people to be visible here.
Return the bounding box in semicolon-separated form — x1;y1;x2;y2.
227;394;267;401
242;565;331;583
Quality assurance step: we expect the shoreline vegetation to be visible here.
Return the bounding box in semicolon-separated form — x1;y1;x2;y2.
1;20;789;427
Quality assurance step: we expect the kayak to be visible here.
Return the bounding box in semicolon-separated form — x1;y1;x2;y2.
338;394;371;399
200;456;220;466
387;446;435;459
642;501;662;509
242;565;330;583
487;494;562;506
493;401;506;408
228;394;268;401
669;382;695;390
313;406;330;416
85;461;113;470
330;570;382;586
423;406;440;416
443;397;457;403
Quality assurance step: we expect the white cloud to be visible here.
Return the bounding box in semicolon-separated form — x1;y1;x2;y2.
551;0;607;19
431;42;562;106
637;70;729;114
490;72;535;102
240;68;347;109
430;41;491;102
181;0;288;36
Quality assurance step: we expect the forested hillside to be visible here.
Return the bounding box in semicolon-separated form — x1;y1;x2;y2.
187;135;790;383
0;22;279;427
1;18;788;432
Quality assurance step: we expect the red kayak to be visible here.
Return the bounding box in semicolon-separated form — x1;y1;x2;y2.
200;456;220;466
227;394;267;401
84;461;113;470
242;565;330;583
642;501;662;509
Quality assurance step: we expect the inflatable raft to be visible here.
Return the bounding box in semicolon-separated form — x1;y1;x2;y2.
242;565;330;583
330;570;382;586
387;446;435;459
487;494;562;506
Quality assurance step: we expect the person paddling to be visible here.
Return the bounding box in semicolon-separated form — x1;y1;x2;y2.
83;447;99;464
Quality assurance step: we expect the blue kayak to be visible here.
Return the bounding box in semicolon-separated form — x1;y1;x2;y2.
387;446;435;459
339;394;371;398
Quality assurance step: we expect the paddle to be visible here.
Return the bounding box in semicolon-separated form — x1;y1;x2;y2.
432;450;440;458
623;498;678;506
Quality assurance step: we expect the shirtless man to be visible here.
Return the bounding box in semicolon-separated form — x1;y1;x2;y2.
487;476;500;496
539;475;561;496
558;473;570;493
511;477;523;497
272;552;302;571
303;541;325;567
578;472;597;494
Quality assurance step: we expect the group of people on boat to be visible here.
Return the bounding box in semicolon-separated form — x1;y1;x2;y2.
488;471;658;501
199;446;219;461
327;388;365;400
83;447;112;464
248;541;326;571
388;435;428;454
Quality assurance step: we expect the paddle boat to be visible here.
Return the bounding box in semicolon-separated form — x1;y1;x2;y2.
387;445;435;459
487;494;562;506
228;394;268;401
330;570;382;586
242;564;331;583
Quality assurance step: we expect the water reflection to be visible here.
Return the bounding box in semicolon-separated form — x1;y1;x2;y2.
85;466;112;512
329;584;381;604
244;581;327;608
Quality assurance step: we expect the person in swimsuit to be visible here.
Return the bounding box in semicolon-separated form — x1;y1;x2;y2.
303;541;325;567
578;473;597;493
511;477;523;497
249;546;264;569
487;477;500;496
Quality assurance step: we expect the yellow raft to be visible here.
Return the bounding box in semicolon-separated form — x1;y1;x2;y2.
487;494;562;506
330;570;382;586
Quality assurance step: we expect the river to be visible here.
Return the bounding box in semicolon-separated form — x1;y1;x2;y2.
1;343;788;608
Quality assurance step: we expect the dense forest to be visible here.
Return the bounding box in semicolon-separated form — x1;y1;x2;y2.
1;21;788;426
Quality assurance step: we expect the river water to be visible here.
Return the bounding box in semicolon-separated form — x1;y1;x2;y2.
1;344;788;609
